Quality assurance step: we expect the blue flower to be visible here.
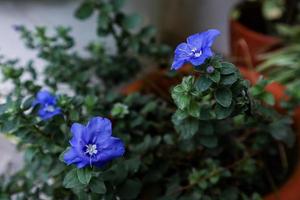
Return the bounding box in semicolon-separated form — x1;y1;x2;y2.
33;90;62;121
171;29;220;70
64;117;125;168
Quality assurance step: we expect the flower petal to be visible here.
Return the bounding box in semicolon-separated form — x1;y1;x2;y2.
64;148;82;165
85;117;112;143
187;33;204;49
36;90;56;104
70;123;86;146
190;55;207;66
76;161;90;169
95;137;125;165
175;43;191;54
202;47;213;58
38;107;61;121
201;29;220;48
171;59;186;70
171;43;192;70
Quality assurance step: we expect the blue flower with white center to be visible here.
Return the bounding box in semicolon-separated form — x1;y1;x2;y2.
32;90;62;121
171;29;220;70
63;117;125;168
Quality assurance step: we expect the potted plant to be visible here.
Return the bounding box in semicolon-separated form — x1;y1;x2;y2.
0;0;300;199
1;2;300;195
230;0;300;67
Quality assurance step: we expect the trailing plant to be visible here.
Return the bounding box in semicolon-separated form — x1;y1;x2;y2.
0;1;297;200
14;0;170;92
0;27;297;199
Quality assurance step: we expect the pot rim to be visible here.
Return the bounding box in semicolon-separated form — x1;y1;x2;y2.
230;19;281;44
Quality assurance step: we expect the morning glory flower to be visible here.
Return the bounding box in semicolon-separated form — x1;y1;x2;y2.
171;29;220;70
64;117;125;168
33;90;62;121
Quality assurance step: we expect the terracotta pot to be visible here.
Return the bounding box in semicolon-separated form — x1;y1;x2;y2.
230;19;281;68
120;65;193;97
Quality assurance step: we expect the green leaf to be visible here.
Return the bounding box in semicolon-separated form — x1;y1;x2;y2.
199;122;214;135
208;71;221;83
59;147;70;162
269;118;295;147
199;135;218;148
182;76;195;91
22;97;34;110
172;110;188;123
215;103;234;120
140;26;156;39
90;179;106;194
70;110;80;121
125;157;141;173
122;14;142;30
196;76;213;92
75;2;94;20
117;179;142;199
25;147;38;163
262;93;275;106
221;73;238;85
215;88;232;108
220;62;236;74
221;187;239;200
102;163;128;183
112;0;125;10
63;169;82;189
171;85;190;110
97;13;110;36
187;101;200;118
77;168;92;185
175;118;199;139
199;105;212;120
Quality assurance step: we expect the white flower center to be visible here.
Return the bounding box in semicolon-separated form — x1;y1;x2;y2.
191;48;202;57
85;144;98;156
45;105;55;112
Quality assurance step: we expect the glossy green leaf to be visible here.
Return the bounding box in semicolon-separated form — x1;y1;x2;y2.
75;2;94;20
77;168;92;185
63;169;82;189
196;76;213;92
90;179;106;194
215;88;232;108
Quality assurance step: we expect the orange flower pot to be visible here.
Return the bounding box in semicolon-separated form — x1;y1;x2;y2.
230;19;281;68
120;65;193;97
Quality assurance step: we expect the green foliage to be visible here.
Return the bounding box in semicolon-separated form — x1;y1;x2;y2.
16;0;170;92
0;0;297;199
257;45;300;106
170;56;296;198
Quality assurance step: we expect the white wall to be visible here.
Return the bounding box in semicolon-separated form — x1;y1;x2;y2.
0;0;97;63
0;0;241;63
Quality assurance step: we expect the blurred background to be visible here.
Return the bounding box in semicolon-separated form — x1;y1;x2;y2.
0;0;240;62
